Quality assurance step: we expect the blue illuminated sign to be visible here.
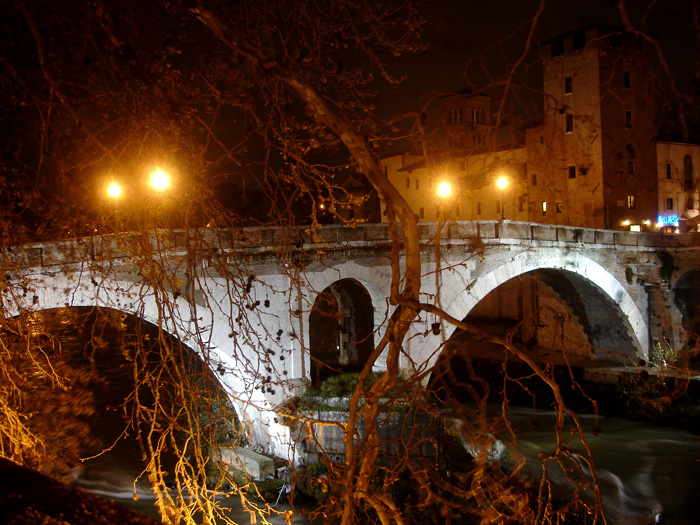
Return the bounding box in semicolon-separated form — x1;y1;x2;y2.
658;215;679;226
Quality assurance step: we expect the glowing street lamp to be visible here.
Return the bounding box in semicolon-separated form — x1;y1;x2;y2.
106;181;123;199
148;168;172;192
496;175;508;220
436;181;453;199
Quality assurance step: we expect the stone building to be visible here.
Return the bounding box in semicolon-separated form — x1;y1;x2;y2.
380;25;699;232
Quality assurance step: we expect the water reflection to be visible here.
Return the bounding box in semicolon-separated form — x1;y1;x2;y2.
507;407;700;524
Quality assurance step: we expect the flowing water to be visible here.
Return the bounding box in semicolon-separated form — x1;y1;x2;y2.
505;407;700;524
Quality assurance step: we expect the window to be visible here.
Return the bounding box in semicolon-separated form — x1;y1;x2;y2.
572;31;586;51
625;110;633;128
415;178;419;190
568;166;576;179
556;201;563;214
531;173;538;186
666;162;672;179
476;202;482;215
519;195;526;212
684;154;694;190
551;39;563;58
565;76;572;94
406;177;410;189
542;201;547;215
450;108;462;124
666;198;674;210
624;71;631;89
419;207;424;219
627;195;636;209
565;113;574;133
628;161;635;175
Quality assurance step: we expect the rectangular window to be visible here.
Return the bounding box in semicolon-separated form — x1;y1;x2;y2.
419;206;424;219
666;198;674;210
531;173;538;186
565;113;574;133
628;161;635;174
519;195;526;212
415;178;419;190
568;166;576;179
542;201;547;215
627;195;636;209
565;76;572;94
551;39;563;58
625;110;633;128
556;201;563;214
624;71;631;89
406;177;410;189
666;162;672;179
476;202;482;215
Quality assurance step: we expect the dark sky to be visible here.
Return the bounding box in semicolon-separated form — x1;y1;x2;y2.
382;0;699;120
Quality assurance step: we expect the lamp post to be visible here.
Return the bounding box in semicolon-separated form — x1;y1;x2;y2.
496;175;508;220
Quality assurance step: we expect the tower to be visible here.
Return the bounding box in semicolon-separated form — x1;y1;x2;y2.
526;25;657;229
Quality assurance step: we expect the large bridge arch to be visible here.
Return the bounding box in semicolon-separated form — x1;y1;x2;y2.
2;271;293;461
413;248;648;376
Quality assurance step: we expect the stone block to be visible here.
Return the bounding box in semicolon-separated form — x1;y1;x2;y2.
217;447;275;480
530;224;557;241
614;232;639;246
594;230;615;244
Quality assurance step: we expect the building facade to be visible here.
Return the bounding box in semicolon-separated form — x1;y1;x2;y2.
381;25;699;232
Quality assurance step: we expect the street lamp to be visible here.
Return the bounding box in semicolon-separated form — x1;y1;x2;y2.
436;181;452;199
148;168;172;192
106;181;123;199
496;175;508;220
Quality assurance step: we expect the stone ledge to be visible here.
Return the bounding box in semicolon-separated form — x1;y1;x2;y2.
217;447;275;480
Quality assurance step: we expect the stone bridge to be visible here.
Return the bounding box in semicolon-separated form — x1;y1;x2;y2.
2;221;699;462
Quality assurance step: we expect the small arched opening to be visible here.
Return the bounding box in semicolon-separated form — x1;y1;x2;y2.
308;279;374;386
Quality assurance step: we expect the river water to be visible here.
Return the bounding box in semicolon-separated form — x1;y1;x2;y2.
72;406;700;524
505;407;700;524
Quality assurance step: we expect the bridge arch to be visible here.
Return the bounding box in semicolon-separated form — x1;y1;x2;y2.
2;272;292;460
415;248;648;376
303;261;391;377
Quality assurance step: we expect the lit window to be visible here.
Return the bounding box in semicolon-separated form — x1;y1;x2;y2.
542;201;547;215
565;113;574;133
565;76;572;94
568;166;576;179
666;198;674;210
627;195;636;209
630;224;641;232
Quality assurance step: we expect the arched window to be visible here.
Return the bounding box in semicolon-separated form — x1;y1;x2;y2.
683;154;694;191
